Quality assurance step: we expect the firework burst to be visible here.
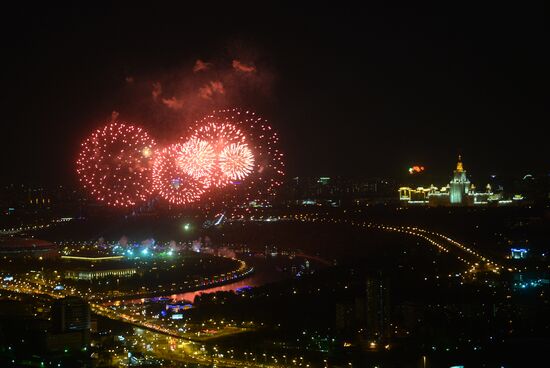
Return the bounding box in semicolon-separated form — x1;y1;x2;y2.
219;142;255;180
76;122;156;207
177;137;216;181
152;143;206;205
189;108;285;208
188;120;249;188
76;109;284;209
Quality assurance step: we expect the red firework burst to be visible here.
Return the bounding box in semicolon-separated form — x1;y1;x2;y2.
76;122;156;207
190;108;285;208
152;143;206;205
219;142;255;180
189;120;249;188
177;137;216;182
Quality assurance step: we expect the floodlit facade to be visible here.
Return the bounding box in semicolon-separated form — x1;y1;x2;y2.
449;156;470;205
64;267;137;280
398;156;505;206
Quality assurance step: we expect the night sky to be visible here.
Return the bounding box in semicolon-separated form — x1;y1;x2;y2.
2;3;547;186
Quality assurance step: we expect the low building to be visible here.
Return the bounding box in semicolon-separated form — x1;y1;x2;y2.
0;237;59;259
511;248;528;259
64;267;137;280
61;254;137;280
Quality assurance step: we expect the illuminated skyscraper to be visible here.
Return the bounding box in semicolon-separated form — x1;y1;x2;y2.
49;296;91;352
449;155;470;205
51;296;91;333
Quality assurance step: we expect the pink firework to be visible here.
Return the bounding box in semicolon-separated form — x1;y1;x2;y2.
190;108;285;209
219;142;255;180
76;122;156;207
152;143;206;205
189;120;249;188
177;137;216;182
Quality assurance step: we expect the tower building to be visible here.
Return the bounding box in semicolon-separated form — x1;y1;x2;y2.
51;296;91;333
48;296;91;352
449;155;471;205
366;275;391;343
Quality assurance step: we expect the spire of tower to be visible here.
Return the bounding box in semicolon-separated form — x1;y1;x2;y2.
456;155;464;172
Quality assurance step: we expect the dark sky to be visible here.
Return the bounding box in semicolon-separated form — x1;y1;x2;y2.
1;3;547;186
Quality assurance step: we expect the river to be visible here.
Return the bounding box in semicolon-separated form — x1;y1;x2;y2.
126;255;291;304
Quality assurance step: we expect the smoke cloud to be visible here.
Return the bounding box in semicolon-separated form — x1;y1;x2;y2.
198;81;225;100
152;82;162;101
110;110;120;123
161;97;184;110
232;60;256;73
193;59;211;72
116;46;275;141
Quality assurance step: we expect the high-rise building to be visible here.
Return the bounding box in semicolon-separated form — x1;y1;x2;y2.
449;155;471;205
47;296;91;352
51;296;91;333
335;302;355;333
366;275;391;343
